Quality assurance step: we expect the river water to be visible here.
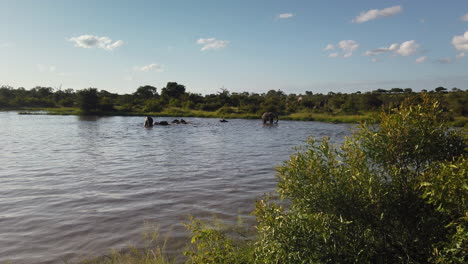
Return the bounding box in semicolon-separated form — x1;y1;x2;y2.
0;112;353;263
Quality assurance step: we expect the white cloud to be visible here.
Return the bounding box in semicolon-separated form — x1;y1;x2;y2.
461;13;468;22
456;52;465;59
353;5;402;23
452;31;468;51
278;13;294;19
365;40;419;57
324;44;335;51
196;38;229;51
339;40;359;57
134;63;164;72
415;56;427;63
325;40;359;58
69;35;124;51
396;40;420;56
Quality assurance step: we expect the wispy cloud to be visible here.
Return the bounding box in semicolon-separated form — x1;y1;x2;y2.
432;51;465;64
0;42;12;48
37;64;70;76
37;64;56;73
325;40;359;58
277;13;294;19
452;31;468;51
196;38;229;51
365;40;420;57
415;56;428;63
461;13;468;22
69;35;124;51
434;57;455;64
134;63;164;72
352;5;402;23
324;44;335;51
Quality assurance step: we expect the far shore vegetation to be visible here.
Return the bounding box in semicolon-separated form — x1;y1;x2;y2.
73;95;466;264
1;83;466;126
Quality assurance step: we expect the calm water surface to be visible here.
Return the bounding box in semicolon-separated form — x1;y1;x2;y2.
0;112;353;263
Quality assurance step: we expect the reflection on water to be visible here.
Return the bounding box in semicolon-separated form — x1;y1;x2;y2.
78;115;101;121
0;112;353;264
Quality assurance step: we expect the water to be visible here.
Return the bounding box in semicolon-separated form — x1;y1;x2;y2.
0;112;353;263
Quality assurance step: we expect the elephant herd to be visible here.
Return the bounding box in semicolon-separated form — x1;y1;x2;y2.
144;112;278;128
144;116;187;127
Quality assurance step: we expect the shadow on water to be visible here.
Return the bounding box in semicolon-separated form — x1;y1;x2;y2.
78;115;101;121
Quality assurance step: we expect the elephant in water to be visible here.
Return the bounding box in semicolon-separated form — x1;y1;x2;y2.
262;112;278;125
144;116;153;127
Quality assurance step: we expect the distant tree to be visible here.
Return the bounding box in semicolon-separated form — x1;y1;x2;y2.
390;88;404;93
77;88;99;114
435;86;448;93
161;82;185;99
373;88;388;94
134;85;158;99
404;88;413;93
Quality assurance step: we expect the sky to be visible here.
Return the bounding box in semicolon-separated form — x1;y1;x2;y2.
1;0;467;95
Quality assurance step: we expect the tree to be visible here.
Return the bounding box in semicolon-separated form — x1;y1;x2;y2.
161;82;185;99
77;88;99;114
134;85;158;99
390;88;404;93
254;95;466;263
435;86;448;93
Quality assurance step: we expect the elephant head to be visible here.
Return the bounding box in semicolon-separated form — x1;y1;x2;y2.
144;116;153;127
262;112;278;125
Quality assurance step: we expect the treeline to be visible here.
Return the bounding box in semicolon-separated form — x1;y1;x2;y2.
0;83;466;117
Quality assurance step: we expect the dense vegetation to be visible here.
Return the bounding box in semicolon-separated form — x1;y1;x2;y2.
0;84;466;125
80;95;467;264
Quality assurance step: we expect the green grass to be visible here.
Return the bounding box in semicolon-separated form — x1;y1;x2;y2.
285;112;377;123
77;225;177;264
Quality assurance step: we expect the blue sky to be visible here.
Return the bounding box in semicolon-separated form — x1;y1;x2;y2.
1;0;467;94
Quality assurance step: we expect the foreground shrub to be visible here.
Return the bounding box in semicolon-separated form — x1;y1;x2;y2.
183;217;255;264
254;95;467;263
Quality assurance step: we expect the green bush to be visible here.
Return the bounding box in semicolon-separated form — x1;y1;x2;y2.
254;95;467;263
184;217;255;264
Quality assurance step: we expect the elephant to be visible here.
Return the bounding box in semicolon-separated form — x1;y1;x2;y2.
155;121;169;126
262;112;278;125
144;116;153;127
172;119;180;124
220;119;228;123
180;119;187;124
